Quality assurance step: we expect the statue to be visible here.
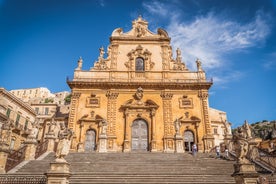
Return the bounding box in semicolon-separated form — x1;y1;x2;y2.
55;123;73;162
76;57;83;70
196;58;202;71
233;121;253;164
174;117;183;135
271;123;276;139
135;87;144;100
28;124;39;140
99;119;108;135
176;48;182;63
99;47;105;58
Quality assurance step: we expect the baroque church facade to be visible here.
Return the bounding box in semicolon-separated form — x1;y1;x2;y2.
67;16;231;153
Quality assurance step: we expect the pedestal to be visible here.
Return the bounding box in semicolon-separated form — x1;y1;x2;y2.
175;134;184;153
77;142;84;152
98;134;107;153
45;161;71;184
164;137;175;153
232;163;259;184
24;139;37;160
150;140;157;152
123;140;130;152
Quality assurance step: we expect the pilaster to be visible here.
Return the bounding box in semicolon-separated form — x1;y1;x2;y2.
161;92;174;153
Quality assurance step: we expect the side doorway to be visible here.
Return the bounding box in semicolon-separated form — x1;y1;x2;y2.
183;130;194;152
84;129;96;151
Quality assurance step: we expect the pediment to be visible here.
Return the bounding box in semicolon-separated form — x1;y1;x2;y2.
111;16;169;39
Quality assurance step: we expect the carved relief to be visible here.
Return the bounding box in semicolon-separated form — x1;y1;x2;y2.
179;95;193;109
106;91;119;135
68;92;81;129
92;47;109;70
125;45;154;71
132;15;148;37
86;97;100;108
171;48;187;71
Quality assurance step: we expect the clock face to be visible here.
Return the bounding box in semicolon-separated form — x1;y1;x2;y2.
135;57;144;71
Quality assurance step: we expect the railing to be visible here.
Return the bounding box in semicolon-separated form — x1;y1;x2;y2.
35;140;49;159
5;146;27;172
249;147;276;173
0;174;46;184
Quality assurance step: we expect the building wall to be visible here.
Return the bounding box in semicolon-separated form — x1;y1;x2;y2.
0;88;36;151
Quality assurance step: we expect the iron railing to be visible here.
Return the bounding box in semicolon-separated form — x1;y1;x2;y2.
35;140;49;159
5;146;27;172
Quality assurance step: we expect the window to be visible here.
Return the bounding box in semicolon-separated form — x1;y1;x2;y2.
214;128;218;134
6;108;11;118
15;114;20;127
24;120;28;131
35;107;39;114
45;107;49;115
135;57;144;71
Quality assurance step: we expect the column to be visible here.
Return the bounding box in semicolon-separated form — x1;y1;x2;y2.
198;90;214;152
150;109;157;152
106;91;119;152
68;92;81;150
123;109;130;152
160;92;174;153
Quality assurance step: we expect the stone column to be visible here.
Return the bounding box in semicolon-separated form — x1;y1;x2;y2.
150;109;157;152
198;90;214;152
123;109;130;152
106;91;119;151
161;92;174;153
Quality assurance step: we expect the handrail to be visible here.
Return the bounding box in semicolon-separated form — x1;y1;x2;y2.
5;146;27;172
35;140;49;159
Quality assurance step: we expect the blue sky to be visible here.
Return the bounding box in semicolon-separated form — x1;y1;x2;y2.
0;0;275;127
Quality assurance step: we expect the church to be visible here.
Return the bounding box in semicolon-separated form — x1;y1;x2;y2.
67;16;232;153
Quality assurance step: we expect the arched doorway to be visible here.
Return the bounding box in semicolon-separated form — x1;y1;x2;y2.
84;129;96;151
131;119;148;151
183;130;194;152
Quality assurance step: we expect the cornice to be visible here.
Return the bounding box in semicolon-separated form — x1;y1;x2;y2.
67;81;212;90
0;88;36;115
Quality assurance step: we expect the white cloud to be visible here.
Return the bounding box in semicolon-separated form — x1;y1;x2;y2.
142;1;168;17
167;11;270;70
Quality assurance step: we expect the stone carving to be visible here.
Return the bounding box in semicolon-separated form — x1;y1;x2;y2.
272;123;276;139
99;119;108;135
93;47;109;70
27;123;39;141
75;57;83;70
233;120;253;164
133;15;147;37
172;48;186;71
125;45;154;71
134;87;143;100
196;58;203;71
174;117;183;135
55;123;73;162
0;121;12;145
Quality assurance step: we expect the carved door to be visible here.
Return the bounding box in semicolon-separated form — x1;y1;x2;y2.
84;129;96;151
131;119;148;151
184;130;194;152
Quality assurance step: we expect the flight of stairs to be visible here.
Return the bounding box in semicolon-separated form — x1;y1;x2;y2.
5;152;236;184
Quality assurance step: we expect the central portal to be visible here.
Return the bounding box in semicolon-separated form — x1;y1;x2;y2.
131;119;148;151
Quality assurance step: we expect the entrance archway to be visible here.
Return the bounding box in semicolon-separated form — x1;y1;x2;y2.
183;130;194;152
131;119;148;151
84;129;96;151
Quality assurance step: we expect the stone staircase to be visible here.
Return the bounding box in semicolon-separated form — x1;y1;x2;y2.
12;152;236;183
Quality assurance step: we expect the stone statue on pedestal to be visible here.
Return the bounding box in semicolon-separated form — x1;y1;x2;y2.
55;123;73;162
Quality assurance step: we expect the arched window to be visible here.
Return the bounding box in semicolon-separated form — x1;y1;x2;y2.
135;57;144;71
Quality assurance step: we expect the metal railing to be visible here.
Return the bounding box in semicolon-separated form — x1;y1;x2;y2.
5;146;27;172
0;174;46;184
35;140;49;159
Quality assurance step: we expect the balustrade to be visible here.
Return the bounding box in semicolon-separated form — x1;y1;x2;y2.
35;140;49;159
5;146;27;172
